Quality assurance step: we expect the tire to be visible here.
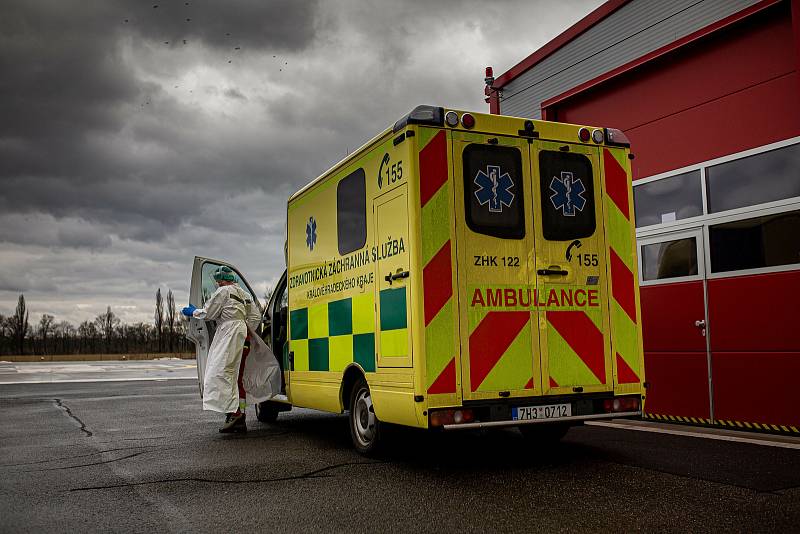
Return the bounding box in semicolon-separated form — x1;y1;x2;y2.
518;423;569;444
348;377;382;455
255;401;280;423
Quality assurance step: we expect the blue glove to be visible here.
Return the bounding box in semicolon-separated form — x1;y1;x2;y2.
181;304;197;317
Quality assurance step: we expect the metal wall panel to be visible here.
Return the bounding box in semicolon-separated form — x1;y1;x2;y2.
500;0;760;119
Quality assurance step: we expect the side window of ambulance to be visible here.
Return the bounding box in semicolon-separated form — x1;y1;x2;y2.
463;144;525;239
337;168;367;255
200;262;256;306
539;151;596;240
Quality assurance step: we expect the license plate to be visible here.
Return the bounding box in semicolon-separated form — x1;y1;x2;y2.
512;403;572;421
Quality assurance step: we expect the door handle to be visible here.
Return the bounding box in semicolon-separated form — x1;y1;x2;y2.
694;319;707;337
537;267;568;276
288;351;294;371
385;270;410;284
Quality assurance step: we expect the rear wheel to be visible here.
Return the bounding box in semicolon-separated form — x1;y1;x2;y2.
518;423;569;444
255;401;280;423
349;377;382;455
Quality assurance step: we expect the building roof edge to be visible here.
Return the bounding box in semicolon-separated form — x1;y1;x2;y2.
493;0;631;89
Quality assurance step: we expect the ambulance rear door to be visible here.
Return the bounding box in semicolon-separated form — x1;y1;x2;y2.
530;142;613;395
452;132;543;401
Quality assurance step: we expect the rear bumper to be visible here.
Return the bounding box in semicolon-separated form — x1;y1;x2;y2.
441;410;641;431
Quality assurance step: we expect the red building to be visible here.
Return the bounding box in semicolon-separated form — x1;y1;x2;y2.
488;0;800;433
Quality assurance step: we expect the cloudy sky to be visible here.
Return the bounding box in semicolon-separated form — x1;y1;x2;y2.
0;0;602;326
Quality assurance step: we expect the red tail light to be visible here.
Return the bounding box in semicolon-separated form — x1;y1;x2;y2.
603;397;640;413
430;408;475;427
461;113;475;129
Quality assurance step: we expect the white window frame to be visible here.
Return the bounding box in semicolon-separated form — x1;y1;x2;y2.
633;168;705;231
638;227;705;287
703;203;800;280
634;136;800;234
635;136;800;279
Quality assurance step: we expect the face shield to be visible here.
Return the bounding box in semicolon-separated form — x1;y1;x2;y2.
201;266;239;303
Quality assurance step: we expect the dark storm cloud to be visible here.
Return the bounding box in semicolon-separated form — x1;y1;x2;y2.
0;213;112;250
0;2;141;142
224;87;246;100
0;0;319;185
0;0;325;325
0;0;603;324
119;0;317;51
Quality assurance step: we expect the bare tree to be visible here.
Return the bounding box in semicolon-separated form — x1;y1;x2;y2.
95;307;120;353
78;320;98;354
0;313;6;353
38;314;55;355
116;323;128;354
166;290;176;353
11;295;29;355
154;289;164;353
129;322;153;354
54;321;75;355
0;293;196;356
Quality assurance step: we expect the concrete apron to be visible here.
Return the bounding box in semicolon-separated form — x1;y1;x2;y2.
1;353;194;362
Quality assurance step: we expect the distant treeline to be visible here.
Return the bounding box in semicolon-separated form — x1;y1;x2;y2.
0;290;192;356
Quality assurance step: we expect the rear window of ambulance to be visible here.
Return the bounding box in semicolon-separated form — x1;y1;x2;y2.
463;144;525;239
539;151;596;240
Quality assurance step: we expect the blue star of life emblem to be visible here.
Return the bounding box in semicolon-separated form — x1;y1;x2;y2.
474;164;514;213
549;171;587;216
305;216;317;250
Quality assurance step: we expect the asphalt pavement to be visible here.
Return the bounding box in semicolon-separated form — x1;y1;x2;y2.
0;364;798;533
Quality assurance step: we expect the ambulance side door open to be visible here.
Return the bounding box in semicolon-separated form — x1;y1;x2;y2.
530;143;613;394
264;270;289;395
188;256;263;396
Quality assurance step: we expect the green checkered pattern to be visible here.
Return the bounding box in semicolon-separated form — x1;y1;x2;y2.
377;287;409;358
290;292;376;372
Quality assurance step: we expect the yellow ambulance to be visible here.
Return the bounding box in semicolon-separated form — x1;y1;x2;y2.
187;105;644;454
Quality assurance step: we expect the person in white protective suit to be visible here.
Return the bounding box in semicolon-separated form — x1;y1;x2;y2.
182;266;281;433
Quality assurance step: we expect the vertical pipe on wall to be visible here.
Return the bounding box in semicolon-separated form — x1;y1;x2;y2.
792;0;800;92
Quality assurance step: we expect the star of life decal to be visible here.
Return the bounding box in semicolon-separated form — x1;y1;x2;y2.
474;164;515;213
305;216;317;250
549;171;587;216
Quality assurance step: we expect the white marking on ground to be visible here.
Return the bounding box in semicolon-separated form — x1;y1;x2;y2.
0;377;197;385
586;420;800;450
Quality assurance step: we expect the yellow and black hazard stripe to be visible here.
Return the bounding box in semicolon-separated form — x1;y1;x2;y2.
644;413;713;425
644;413;800;434
714;418;800;434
